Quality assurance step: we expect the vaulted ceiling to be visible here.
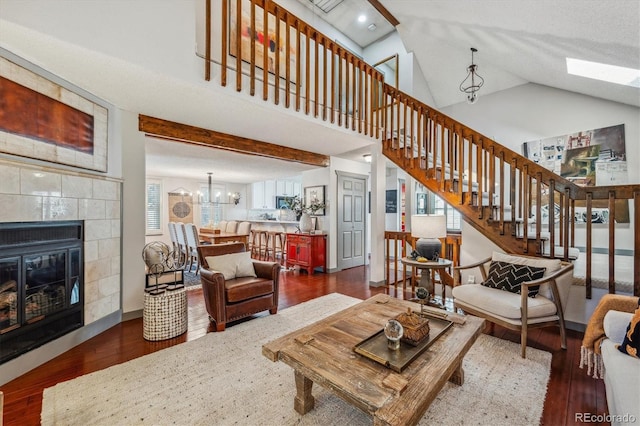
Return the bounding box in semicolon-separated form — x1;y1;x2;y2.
0;0;638;182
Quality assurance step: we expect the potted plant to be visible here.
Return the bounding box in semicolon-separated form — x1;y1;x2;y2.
283;195;327;232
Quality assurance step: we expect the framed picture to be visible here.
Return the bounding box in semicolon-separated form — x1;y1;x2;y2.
304;185;325;216
229;0;297;81
385;190;397;213
0;56;108;172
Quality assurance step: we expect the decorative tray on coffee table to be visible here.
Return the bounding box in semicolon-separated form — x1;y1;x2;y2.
353;314;453;373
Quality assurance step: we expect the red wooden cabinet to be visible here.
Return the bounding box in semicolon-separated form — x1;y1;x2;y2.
286;233;326;274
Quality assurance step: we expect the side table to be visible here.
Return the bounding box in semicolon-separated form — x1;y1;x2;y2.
143;287;188;341
400;257;453;307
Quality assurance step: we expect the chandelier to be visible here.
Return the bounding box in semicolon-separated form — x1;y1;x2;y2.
194;172;241;205
459;47;484;104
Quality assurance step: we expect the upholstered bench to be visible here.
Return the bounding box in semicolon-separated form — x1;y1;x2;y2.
452;252;574;357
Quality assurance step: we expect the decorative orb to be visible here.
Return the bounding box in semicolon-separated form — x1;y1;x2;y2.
416;287;429;300
142;241;171;269
384;319;404;350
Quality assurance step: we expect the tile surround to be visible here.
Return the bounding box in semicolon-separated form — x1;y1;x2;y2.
0;159;122;325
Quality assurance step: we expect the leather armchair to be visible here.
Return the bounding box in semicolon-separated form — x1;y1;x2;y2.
197;243;280;331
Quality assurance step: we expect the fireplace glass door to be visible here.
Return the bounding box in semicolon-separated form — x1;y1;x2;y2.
0;257;19;333
24;251;67;322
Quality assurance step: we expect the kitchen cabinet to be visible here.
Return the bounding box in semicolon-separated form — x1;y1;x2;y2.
276;179;300;197
252;180;276;209
286;233;326;274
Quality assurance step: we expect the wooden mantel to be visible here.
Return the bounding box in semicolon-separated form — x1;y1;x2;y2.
139;115;330;168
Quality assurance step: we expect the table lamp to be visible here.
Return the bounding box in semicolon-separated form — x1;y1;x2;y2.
411;214;446;260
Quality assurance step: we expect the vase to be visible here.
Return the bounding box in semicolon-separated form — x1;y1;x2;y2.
299;213;313;233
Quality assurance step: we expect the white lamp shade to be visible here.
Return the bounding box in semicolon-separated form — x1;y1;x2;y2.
411;214;447;239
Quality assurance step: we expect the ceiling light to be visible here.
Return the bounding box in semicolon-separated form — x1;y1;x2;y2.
363;154;372;163
459;47;484;104
367;23;377;32
358;14;366;23
566;58;640;88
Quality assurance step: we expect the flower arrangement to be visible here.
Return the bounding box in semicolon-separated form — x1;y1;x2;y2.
282;195;326;217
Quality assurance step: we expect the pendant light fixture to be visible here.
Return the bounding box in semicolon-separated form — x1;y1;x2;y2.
459;47;484;104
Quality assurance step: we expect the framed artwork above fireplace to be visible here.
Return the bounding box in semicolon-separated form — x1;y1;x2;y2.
0;55;108;172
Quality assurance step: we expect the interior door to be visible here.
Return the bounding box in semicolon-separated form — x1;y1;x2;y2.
337;172;367;270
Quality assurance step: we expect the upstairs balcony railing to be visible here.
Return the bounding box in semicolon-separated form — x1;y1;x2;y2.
203;0;640;297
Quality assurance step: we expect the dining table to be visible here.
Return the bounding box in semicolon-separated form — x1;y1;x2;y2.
199;231;249;247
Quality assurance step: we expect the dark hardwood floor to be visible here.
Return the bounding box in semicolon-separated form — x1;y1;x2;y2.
1;266;608;425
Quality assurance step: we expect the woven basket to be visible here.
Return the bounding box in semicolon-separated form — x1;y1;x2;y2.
395;307;430;346
143;287;188;341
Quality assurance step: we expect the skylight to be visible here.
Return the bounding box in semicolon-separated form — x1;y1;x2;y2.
566;58;640;88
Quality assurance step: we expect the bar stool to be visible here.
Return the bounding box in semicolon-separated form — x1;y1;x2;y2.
272;232;287;266
250;229;267;259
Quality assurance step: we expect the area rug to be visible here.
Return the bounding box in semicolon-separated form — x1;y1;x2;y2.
41;293;551;426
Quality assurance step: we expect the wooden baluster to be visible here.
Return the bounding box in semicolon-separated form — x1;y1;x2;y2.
477;139;483;217
345;57;350;129
548;180;555;258
402;102;408;160
236;0;243;91
586;192;592;299
357;64;363;133
262;4;269;100
487;144;496;213
329;43;335;123
522;165;529;252
467;134;474;205
363;67;368;135
499;151;505;234
458;127;464;203
273;5;280;105
321;38;326;119
314;32;319;118
207;0;214;82
305;27;310;115
337;49;342;126
535;173;542;253
510;159;517;238
351;59;357;131
570;198;575;249
558;191;564;248
634;191;640;297
440;119;446;192
285;12;291;108
295;22;301;111
608;191;615;293
250;1;256;95
563;188;570;261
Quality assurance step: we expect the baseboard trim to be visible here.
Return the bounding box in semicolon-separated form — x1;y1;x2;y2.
123;309;143;321
369;280;387;288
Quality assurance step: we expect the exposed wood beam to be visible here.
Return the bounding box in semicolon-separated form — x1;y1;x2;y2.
366;0;400;26
138;115;330;168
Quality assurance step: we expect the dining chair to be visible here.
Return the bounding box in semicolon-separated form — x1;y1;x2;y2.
184;223;201;274
174;222;188;269
225;221;238;233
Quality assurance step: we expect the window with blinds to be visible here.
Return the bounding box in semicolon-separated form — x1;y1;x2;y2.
146;180;161;234
430;192;462;231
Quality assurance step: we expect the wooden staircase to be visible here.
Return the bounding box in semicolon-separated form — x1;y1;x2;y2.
378;87;640;297
204;0;640;297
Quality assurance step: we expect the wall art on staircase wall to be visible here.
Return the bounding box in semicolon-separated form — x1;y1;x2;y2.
522;124;628;224
0;56;108;172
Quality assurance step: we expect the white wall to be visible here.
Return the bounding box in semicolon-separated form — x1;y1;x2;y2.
120;110;147;315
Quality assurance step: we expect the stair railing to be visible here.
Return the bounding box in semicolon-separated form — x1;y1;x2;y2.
205;0;639;297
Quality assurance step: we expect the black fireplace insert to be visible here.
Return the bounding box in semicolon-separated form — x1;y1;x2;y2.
0;221;84;364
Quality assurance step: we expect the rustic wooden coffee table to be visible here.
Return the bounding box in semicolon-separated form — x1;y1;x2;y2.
262;294;484;425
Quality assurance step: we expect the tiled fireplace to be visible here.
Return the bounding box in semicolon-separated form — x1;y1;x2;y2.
0;159;122;364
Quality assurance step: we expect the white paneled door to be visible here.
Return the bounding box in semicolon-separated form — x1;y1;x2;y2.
337;172;367;270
